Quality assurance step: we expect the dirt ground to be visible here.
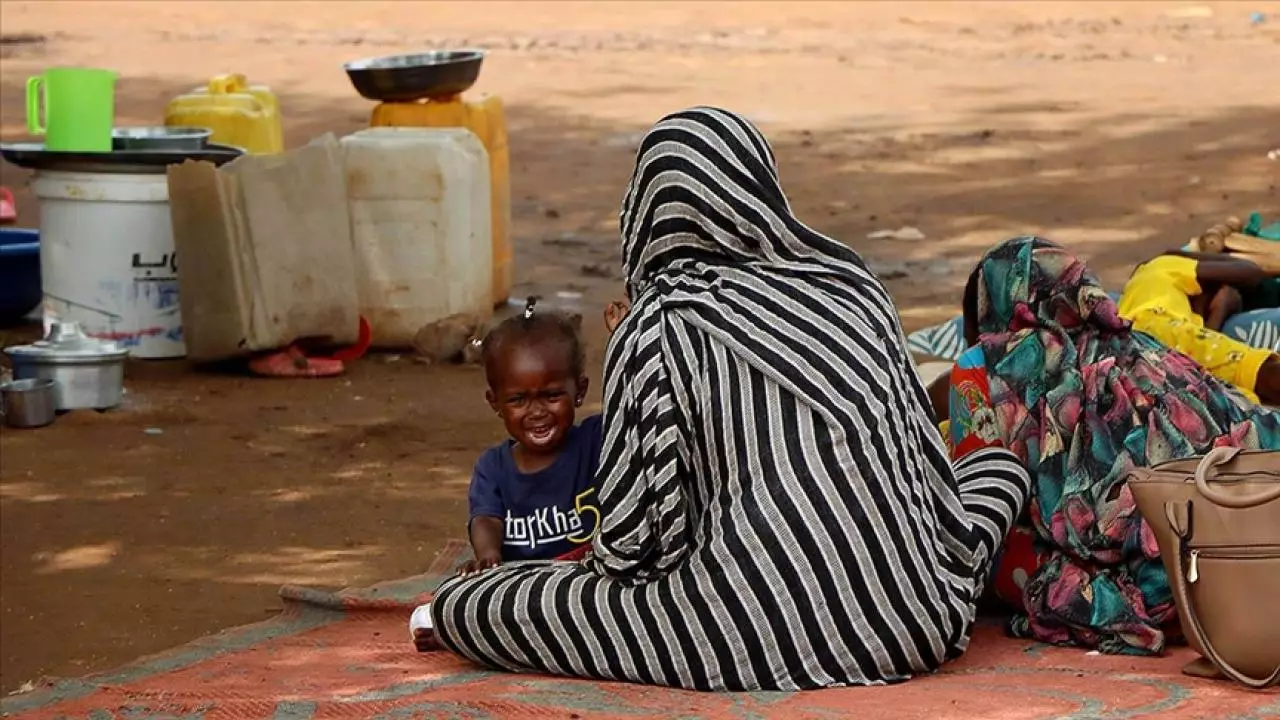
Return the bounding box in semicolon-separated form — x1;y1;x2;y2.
0;0;1276;694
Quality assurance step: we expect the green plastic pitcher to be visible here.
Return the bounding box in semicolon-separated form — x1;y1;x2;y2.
26;67;117;152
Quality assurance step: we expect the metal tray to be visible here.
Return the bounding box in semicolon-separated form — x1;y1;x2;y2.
0;142;244;174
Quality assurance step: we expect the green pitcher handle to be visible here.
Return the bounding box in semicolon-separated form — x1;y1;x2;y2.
26;75;46;136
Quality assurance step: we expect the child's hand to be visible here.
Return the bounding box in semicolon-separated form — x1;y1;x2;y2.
1205;284;1244;331
604;300;631;334
458;553;500;577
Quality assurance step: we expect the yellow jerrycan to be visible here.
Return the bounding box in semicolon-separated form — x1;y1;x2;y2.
371;94;511;307
165;74;284;154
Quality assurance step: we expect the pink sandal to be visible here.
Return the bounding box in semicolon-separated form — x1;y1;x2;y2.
0;187;16;223
248;344;345;378
245;317;372;378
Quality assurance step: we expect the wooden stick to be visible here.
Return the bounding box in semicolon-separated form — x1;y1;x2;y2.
1223;233;1280;257
1232;251;1280;274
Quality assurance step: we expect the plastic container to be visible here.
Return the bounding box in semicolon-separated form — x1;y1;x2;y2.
0;228;41;326
340;127;492;348
31;170;184;358
164;74;284;155
370;94;511;306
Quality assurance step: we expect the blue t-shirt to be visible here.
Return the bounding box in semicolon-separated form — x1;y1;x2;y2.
469;414;604;561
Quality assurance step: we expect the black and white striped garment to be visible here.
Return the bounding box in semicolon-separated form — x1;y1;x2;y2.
431;107;1031;691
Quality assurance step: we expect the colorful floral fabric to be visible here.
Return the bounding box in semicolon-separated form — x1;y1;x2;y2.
952;236;1280;655
948;347;1001;459
948;347;1046;614
908;306;1280;362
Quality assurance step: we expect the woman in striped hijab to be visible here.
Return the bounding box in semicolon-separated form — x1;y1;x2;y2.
429;107;1032;691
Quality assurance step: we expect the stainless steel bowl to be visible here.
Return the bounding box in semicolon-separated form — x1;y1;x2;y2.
343;50;484;102
113;126;212;152
0;378;57;428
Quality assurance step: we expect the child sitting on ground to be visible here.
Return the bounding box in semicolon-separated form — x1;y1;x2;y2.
412;297;631;651
463;297;603;573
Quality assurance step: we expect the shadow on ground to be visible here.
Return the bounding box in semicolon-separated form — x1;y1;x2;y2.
1;60;1277;690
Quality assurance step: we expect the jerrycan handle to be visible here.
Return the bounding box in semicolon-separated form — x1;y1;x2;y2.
207;74;248;95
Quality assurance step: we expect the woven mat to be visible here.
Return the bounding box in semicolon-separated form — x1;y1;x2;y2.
4;539;1277;719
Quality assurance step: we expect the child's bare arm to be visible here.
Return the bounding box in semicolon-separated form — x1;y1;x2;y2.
460;517;504;576
926;371;950;424
1194;257;1273;287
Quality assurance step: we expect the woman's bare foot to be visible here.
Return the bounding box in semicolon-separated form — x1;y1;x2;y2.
413;627;443;652
409;603;443;652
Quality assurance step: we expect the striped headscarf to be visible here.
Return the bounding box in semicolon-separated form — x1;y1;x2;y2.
619;107;882;301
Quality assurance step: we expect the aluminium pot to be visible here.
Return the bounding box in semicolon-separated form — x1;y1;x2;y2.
3;321;128;411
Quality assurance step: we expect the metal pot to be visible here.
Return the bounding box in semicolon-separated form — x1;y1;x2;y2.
3;322;128;411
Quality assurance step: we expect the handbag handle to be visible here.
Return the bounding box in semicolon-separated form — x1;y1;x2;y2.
1194;447;1280;509
1166;521;1280;688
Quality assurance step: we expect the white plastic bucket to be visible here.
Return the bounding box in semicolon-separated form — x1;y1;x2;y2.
31;171;185;359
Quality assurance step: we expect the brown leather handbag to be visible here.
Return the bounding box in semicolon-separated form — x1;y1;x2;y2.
1128;447;1280;688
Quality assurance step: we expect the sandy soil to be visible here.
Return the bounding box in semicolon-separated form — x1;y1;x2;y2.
0;0;1277;693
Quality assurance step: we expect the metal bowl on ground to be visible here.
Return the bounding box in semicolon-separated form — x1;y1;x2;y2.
112;126;212;152
344;50;484;102
0;378;57;429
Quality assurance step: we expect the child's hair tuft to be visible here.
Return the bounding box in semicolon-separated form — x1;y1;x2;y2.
482;297;585;380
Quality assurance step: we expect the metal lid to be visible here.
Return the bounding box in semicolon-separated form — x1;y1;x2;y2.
3;322;129;361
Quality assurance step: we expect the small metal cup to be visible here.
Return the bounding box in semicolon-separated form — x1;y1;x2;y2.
0;377;57;428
